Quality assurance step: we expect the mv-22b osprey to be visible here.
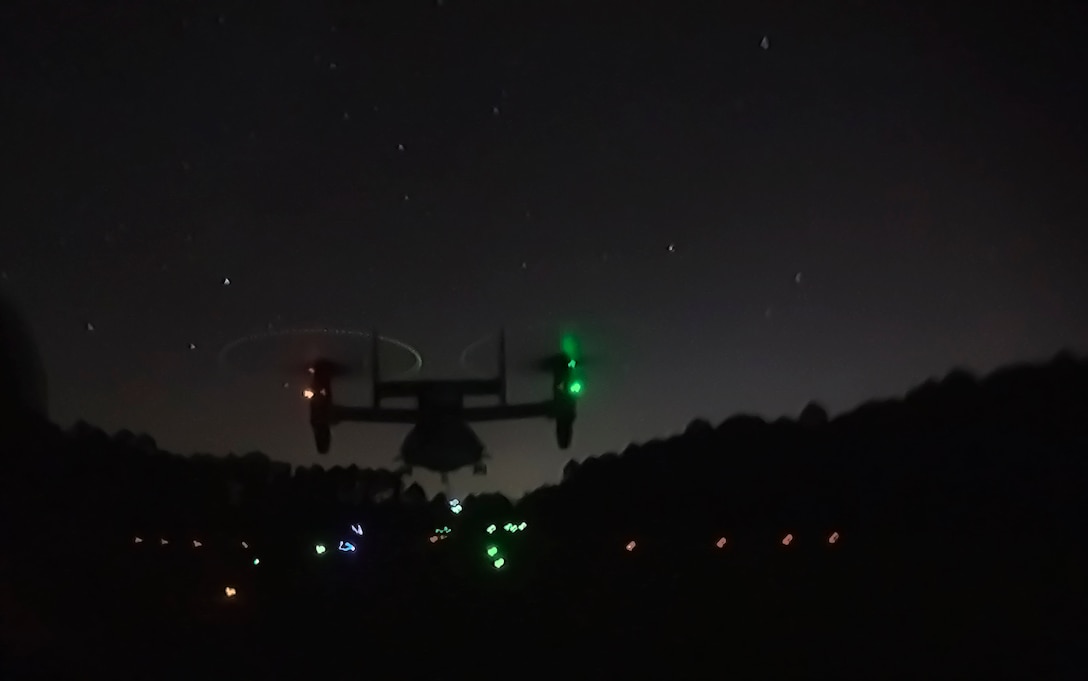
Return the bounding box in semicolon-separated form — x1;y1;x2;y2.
304;330;586;481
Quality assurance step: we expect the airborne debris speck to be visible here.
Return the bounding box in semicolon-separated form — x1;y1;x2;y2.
223;277;231;286
492;106;500;116
189;343;197;350
86;322;95;332
667;243;676;253
794;272;802;284
760;35;770;50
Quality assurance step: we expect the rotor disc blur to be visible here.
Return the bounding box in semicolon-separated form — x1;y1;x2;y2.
458;320;611;377
218;327;422;380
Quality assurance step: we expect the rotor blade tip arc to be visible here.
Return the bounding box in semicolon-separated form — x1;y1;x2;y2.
218;326;423;378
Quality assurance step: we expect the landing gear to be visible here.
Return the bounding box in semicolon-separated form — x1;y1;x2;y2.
473;462;488;475
440;472;449;485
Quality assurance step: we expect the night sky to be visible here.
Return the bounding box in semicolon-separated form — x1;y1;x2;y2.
2;0;1086;496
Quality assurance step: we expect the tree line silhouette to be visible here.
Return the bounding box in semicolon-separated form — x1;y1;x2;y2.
2;350;1087;679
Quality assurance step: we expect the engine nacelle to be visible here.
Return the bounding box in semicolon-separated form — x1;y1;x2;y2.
552;361;578;449
308;362;334;454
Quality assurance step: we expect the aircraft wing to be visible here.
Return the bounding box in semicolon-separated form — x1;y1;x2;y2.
330;406;421;424
461;401;553;422
331;401;556;423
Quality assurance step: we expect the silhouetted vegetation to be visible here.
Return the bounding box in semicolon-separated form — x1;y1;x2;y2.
2;352;1087;679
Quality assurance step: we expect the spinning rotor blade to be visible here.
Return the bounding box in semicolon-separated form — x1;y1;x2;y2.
302;358;357;378
272;355;366;379
220;327;422;380
522;354;566;373
520;352;604;373
461;322;608;378
519;332;602;374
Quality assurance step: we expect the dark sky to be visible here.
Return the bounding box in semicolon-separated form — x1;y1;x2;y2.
2;0;1086;496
